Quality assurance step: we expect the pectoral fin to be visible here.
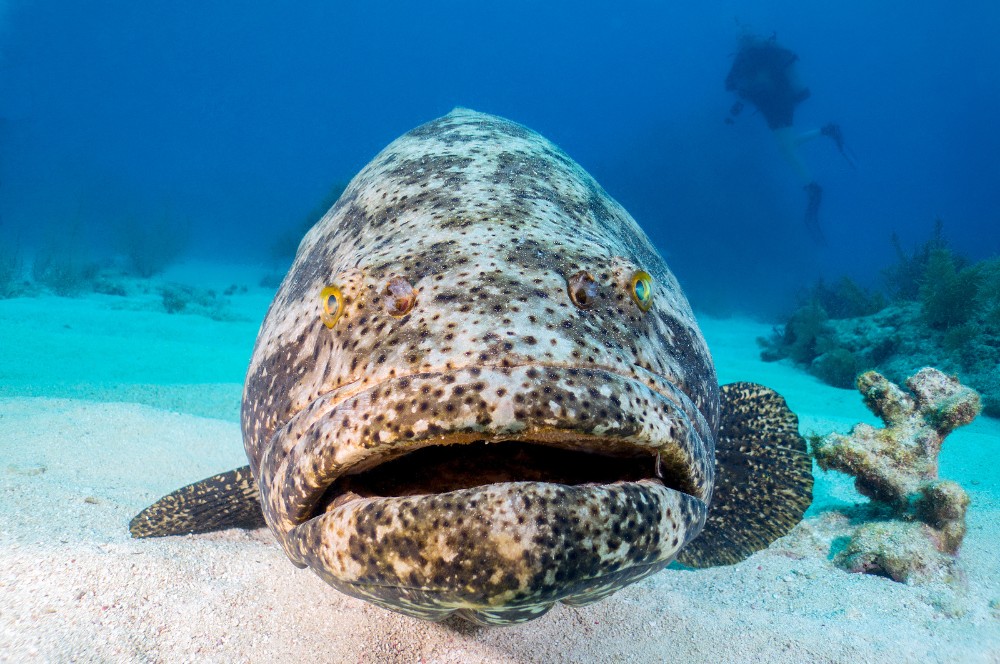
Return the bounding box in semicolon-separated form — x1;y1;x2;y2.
129;465;265;538
677;382;813;567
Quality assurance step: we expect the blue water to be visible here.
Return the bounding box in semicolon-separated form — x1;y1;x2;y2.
1;1;998;313
2;5;999;657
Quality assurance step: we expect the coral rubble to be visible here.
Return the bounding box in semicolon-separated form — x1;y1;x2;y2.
814;368;981;583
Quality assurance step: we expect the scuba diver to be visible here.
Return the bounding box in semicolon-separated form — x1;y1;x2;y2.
725;32;855;243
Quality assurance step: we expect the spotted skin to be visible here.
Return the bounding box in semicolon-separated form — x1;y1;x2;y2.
297;481;703;624
132;109;813;626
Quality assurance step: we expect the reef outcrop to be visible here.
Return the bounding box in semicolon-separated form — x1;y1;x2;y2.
758;222;1000;416
813;368;981;583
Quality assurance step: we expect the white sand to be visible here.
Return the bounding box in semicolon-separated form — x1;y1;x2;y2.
1;266;998;663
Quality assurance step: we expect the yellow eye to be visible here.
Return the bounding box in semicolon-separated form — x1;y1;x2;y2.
384;276;417;317
567;271;598;309
629;271;653;311
319;285;344;328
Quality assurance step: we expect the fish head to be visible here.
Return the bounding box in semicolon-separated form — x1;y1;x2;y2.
241;109;720;624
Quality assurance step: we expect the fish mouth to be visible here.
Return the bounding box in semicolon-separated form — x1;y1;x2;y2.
258;364;712;623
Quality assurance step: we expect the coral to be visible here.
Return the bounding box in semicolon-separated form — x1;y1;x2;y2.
920;247;981;330
757;303;835;364
159;283;236;321
810;347;859;389
32;224;101;296
764;219;999;410
879;218;983;331
803;276;886;320
161;284;189;313
759;303;867;389
974;257;1000;326
782;304;832;364
91;276;129;297
881;217;947;302
767;252;1000;414
813;368;981;582
819;303;1000;418
760;275;889;387
837;521;957;584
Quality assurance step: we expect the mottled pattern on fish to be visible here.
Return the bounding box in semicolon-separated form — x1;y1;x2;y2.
239;109;719;622
131;109;813;627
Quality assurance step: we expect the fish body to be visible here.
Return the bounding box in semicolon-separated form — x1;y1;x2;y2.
131;109;812;625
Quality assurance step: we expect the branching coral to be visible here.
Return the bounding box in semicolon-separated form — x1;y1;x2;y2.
813;368;980;582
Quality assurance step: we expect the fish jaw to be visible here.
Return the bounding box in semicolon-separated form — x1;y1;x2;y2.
293;480;707;624
253;363;712;622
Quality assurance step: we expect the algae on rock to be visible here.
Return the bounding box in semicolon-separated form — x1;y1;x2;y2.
813;368;980;583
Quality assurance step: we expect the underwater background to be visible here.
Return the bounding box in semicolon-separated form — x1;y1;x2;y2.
2;2;1000;661
2;1;998;314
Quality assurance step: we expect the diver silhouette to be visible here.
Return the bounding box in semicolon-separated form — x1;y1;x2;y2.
725;32;855;244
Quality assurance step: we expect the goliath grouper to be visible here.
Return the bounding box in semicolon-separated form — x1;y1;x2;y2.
130;109;813;626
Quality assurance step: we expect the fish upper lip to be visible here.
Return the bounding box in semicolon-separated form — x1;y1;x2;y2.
258;362;713;552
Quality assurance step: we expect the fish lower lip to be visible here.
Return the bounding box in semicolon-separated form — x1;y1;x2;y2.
288;480;707;622
260;364;712;559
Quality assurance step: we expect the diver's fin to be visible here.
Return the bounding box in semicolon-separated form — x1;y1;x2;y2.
803;182;825;244
676;382;813;568
821;122;858;170
129;465;265;538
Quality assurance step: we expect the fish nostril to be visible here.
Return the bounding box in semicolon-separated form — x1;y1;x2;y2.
384;276;417;317
567;271;598;309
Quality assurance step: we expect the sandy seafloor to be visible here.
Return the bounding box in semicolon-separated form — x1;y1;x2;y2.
1;262;998;663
